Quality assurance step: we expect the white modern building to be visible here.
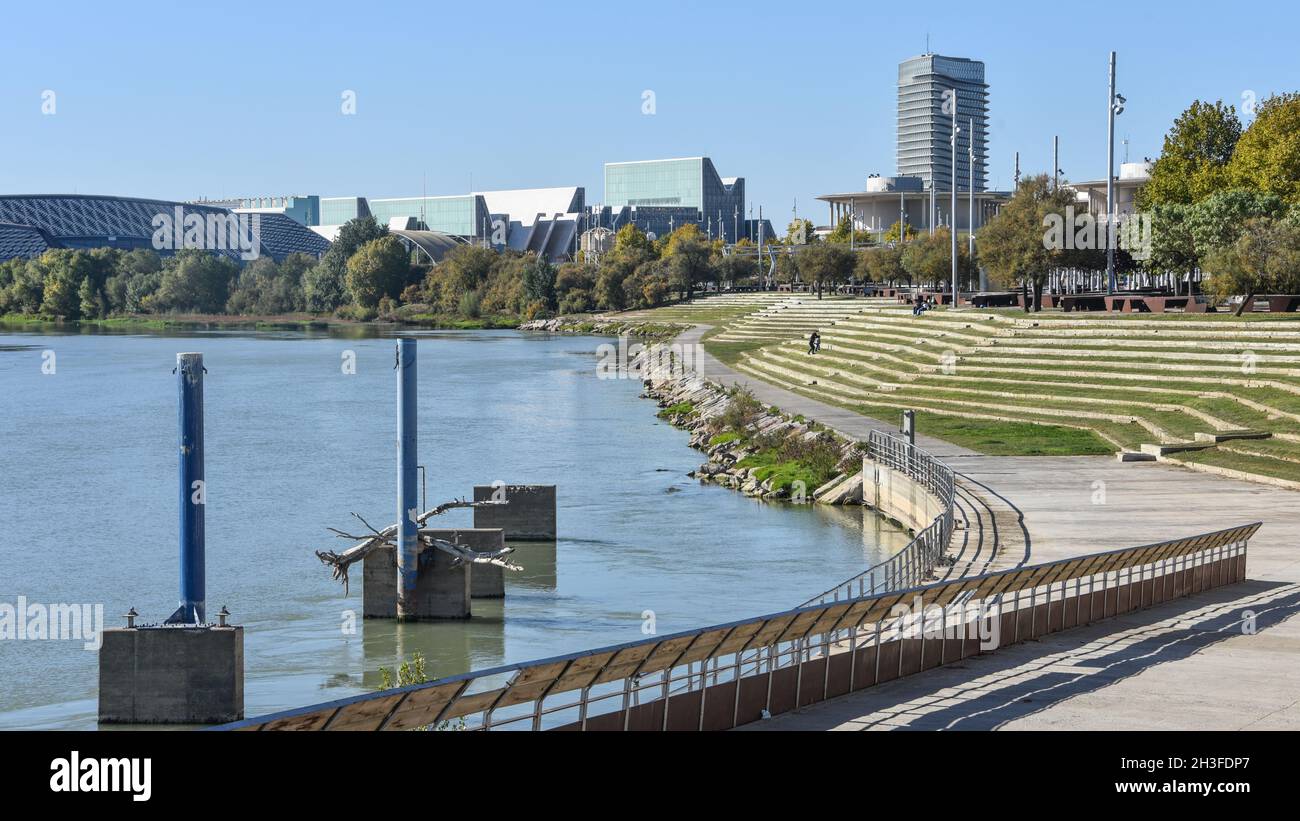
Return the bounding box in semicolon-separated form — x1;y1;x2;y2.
1067;161;1153;217
817;174;1007;237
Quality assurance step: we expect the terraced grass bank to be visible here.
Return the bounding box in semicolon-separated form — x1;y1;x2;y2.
625;293;1300;489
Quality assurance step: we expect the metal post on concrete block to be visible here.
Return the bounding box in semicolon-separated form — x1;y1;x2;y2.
902;409;916;447
170;352;205;624
101;353;243;724
396;339;419;621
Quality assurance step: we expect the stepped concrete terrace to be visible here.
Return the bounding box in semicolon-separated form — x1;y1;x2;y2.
660;305;1300;731
705;298;1300;488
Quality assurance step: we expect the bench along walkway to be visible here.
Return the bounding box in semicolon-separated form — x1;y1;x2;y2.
670;325;1300;731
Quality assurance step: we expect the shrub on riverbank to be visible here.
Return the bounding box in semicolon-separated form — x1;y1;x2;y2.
706;388;849;494
657;401;696;420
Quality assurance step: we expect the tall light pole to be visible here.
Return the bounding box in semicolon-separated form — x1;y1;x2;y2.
1053;135;1060;190
1106;51;1126;295
968;117;976;290
950;89;960;305
849;197;855;251
899;190;906;242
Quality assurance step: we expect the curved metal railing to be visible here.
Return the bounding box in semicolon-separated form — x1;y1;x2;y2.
217;523;1258;731
798;430;956;607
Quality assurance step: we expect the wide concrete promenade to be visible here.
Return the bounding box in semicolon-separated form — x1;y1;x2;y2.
671;323;1300;730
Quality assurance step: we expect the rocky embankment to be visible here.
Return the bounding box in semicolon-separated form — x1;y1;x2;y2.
520;315;685;340
640;362;864;505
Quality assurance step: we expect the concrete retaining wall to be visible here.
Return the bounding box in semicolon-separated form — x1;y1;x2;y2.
864;457;945;535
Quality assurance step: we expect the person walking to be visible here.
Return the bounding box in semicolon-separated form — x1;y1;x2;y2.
808;330;820;355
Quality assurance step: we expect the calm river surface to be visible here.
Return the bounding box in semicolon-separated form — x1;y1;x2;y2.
0;325;907;729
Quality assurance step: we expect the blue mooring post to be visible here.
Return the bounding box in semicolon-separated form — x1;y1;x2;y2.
396;339;419;620
172;352;205;624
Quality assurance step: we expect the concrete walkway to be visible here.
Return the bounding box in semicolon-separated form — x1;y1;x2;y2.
673;324;1300;730
681;324;1027;574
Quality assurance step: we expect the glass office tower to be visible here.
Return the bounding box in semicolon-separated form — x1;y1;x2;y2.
898;55;989;193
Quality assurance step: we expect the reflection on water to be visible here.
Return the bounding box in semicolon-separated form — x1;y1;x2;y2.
0;326;908;728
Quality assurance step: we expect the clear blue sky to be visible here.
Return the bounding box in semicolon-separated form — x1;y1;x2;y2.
1;0;1295;223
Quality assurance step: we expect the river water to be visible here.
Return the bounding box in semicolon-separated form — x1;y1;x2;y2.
0;325;907;729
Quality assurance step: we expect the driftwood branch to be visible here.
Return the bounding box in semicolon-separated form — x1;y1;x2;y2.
315;498;510;593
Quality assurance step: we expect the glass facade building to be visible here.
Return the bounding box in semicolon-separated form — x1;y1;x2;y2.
367;195;490;237
319;196;370;226
604;157;747;241
898;55;989;192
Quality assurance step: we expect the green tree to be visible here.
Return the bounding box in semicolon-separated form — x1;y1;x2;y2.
715;248;758;287
785;218;815;245
522;256;557;312
555;262;598;313
306;217;388;312
115;249;164;313
1228;93;1300;203
900;228;972;295
826;214;877;246
38;250;96;318
882;220;917;243
1146;202;1199;276
77;275;102;319
622;259;671;309
1203;216;1300;315
8;258;48;314
424;244;497;314
663;224;712;300
151;249;240;313
976;174;1072;311
593;223;657;310
1139;100;1241;208
304;261;347;312
858;245;908;285
795;242;856;298
345;235;411;310
1186;189;1286;255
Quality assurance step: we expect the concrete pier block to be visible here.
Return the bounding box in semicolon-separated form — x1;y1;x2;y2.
472;484;556;540
423;528;506;598
363;543;470;619
98;625;243;724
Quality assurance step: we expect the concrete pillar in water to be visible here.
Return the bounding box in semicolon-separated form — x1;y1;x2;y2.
396;338;419;621
472;485;557;540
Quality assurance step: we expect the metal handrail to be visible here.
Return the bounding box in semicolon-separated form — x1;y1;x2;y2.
797;430;956;608
216;522;1258;732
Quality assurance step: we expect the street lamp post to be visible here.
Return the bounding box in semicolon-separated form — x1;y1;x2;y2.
968;117;976;291
950;89;960;306
1106;50;1126;295
849;197;855;251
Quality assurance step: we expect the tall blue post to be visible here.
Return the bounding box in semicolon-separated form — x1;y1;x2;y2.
396;339;419;620
174;352;205;624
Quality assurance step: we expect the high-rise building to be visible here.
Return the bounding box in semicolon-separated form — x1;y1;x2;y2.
897;54;988;193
